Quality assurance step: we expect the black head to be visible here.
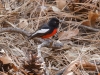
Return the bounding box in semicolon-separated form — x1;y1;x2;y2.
48;18;59;28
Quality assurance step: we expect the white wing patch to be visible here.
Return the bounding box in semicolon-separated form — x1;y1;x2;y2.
32;29;49;36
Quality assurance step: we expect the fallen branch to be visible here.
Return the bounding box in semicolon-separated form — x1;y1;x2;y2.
37;39;63;75
0;27;31;37
37;43;47;75
65;21;100;32
79;25;100;32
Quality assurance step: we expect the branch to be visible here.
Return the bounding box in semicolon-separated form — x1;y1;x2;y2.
79;25;100;32
37;40;63;75
65;21;100;32
0;27;31;37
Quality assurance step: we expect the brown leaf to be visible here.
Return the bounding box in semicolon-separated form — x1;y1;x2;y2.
56;0;66;10
88;11;99;27
0;55;12;64
81;11;99;27
18;18;33;32
51;6;61;13
18;18;28;29
58;29;79;40
11;63;18;71
0;49;18;71
17;18;33;32
98;73;100;75
81;20;91;26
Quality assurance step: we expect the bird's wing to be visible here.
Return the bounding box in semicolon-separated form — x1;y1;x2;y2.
31;28;49;37
29;24;50;39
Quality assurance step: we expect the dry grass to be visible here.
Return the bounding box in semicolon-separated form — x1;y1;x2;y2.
0;0;100;75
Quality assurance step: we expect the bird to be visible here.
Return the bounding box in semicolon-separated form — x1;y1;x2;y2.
28;18;60;39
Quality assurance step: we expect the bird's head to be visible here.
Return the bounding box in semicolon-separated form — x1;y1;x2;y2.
48;18;60;28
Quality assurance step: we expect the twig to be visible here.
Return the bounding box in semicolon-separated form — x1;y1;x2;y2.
0;27;31;37
79;25;100;32
56;68;65;75
5;21;17;28
64;21;100;32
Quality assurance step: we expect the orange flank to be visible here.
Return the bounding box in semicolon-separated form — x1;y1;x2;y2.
42;29;57;38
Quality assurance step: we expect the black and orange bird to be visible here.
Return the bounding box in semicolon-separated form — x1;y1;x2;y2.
28;18;60;39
